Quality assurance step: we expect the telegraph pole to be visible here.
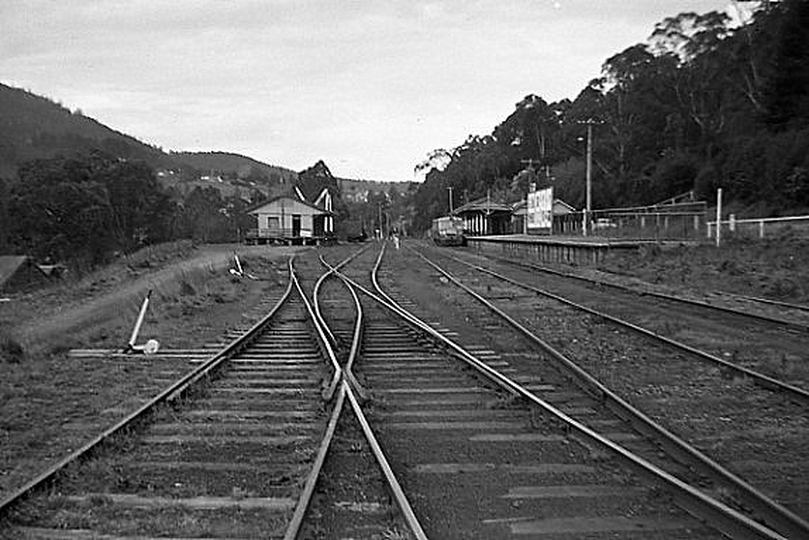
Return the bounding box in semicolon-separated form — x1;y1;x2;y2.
585;121;593;236
520;159;541;236
577;118;600;236
448;186;454;214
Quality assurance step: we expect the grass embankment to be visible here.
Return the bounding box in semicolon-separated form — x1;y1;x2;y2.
601;232;809;304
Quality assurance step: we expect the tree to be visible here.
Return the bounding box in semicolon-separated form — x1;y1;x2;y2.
0;178;10;252
95;159;174;252
762;0;809;129
7;153;175;267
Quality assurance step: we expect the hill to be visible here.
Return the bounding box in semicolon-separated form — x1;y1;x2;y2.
0;83;182;180
171;151;297;185
0;84;293;201
0;83;413;203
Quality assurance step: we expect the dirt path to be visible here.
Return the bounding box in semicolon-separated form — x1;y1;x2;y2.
4;244;302;353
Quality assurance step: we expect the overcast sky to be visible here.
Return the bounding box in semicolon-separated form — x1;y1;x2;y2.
1;1;750;181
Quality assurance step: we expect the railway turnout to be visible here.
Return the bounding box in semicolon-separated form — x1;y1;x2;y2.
1;242;806;539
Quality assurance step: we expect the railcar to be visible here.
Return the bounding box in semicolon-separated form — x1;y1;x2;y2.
430;216;466;246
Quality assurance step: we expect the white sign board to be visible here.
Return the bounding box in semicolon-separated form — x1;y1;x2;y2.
527;187;553;231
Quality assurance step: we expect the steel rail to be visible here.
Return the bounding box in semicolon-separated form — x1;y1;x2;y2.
312;243;374;349
435;248;809;404
317;253;370;399
481;250;809;333
718;291;809;314
358;243;798;539
300;247;427;539
283;253;354;539
292;258;343;403
283;383;347;540
407;246;809;539
0;257;296;517
343;380;428;540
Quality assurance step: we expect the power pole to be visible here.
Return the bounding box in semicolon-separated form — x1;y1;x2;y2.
576;118;601;236
520;160;542;237
585;121;593;237
448;186;454;214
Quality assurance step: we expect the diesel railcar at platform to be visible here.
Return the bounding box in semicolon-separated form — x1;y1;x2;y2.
430;216;466;246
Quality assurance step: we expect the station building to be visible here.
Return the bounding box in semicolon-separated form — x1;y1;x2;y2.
245;187;334;245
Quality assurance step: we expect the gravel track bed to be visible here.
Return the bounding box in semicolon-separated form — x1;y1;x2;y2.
341;246;723;539
411;243;809;522
1;294;333;538
292;246;418;539
455;247;809;389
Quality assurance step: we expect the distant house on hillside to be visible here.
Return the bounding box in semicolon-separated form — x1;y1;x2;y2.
244;187;334;245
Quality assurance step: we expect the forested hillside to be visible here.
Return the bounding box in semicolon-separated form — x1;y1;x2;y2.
0;83;182;179
412;0;809;232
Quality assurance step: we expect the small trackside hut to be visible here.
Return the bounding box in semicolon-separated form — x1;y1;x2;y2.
245;188;334;246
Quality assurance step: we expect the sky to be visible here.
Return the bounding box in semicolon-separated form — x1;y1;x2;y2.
1;0;752;182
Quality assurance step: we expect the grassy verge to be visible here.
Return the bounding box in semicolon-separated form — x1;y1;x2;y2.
599;233;809;303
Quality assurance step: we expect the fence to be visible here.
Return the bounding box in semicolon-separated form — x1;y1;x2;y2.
553;201;707;240
706;214;809;240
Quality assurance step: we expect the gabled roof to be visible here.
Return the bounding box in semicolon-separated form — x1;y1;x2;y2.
512;198;576;217
246;194;333;215
554;198;576;212
452;197;513;216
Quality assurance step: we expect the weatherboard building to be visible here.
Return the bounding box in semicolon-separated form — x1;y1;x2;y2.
245;186;334;245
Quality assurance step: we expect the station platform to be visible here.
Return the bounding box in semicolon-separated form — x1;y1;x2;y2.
465;234;688;266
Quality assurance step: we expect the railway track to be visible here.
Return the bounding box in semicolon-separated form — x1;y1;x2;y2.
473;247;809;330
0;254;424;539
319;242;797;539
4;241;806;538
424;244;809;402
464;247;809;385
383;240;808;537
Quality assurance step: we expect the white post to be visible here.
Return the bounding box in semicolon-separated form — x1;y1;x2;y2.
729;213;736;233
715;188;722;247
759;220;765;239
127;290;152;352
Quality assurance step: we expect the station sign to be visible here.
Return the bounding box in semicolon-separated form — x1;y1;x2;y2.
527;186;553;231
